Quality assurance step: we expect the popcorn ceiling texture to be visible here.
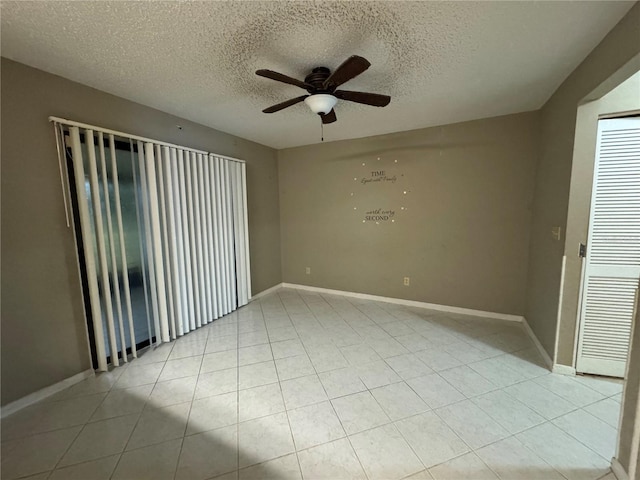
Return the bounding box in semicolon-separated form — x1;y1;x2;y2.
0;1;634;149
215;2;420;102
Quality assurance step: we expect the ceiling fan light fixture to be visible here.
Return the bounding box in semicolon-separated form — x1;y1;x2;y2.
304;94;337;114
257;56;390;123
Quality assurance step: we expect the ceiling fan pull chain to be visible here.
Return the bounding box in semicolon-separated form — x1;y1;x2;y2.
321;119;324;142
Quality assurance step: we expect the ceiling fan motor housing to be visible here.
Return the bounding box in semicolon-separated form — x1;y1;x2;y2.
305;67;332;93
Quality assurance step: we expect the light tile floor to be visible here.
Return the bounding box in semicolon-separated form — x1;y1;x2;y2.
1;288;623;480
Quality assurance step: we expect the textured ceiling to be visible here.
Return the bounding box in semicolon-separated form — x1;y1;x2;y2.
1;1;635;149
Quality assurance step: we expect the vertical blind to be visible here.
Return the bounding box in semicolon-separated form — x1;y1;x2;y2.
55;120;251;371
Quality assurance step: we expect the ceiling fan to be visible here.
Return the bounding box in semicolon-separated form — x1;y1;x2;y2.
256;55;391;124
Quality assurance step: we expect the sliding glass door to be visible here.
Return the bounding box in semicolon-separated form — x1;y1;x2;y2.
57;122;251;371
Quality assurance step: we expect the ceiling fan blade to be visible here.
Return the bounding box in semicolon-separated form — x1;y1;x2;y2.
323;56;371;89
334;90;391;107
320;109;337;124
256;69;309;89
262;95;309;113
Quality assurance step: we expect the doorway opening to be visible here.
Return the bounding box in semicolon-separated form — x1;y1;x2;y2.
555;68;640;378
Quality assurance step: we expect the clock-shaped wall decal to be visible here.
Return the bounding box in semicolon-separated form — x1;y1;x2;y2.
350;156;410;225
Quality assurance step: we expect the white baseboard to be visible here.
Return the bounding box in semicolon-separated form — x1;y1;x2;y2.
521;317;553;370
1;369;95;419
521;318;577;375
250;282;284;300
611;457;629;480
282;283;523;322
552;364;577;376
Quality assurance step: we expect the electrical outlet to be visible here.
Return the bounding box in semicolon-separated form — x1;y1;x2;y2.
305;267;311;275
403;277;410;286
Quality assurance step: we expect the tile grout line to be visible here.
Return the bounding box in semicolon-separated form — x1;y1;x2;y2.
3;287;621;480
548;411;618;465
169;328;208;480
274;292;339;474
341;293;517;476
292;290;373;480
113;341;178;479
278;291;325;477
427;367;610;477
277;289;617;478
257;294;305;479
288;289;592;479
45;361;148;478
338;293;431;478
211;290;615;474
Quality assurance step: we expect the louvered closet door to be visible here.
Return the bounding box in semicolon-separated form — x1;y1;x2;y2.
576;117;640;378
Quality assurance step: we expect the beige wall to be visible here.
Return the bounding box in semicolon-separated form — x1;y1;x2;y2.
558;71;640;369
1;58;281;406
525;3;640;361
278;112;539;315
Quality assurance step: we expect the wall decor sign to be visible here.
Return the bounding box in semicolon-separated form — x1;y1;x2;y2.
350;157;410;225
365;208;395;222
360;170;397;185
